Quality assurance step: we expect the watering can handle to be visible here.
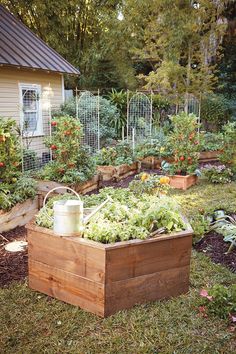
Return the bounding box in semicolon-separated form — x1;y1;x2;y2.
43;186;81;208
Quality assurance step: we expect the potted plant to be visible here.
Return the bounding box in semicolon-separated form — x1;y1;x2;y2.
162;112;200;190
27;190;193;317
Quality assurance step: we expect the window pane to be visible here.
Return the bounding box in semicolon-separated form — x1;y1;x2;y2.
22;89;37;110
23;112;38;132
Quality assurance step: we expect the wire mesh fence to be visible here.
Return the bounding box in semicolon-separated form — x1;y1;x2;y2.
19;89;200;167
76;90;100;153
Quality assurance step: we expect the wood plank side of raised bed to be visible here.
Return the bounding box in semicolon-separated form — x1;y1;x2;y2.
104;265;190;317
29;259;105;317
105;235;192;282
27;228;106;283
0;198;38;233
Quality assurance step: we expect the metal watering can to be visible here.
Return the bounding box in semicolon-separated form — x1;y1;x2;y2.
43;186;111;237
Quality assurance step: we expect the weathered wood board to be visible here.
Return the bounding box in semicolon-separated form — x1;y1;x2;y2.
27;221;193;317
0;197;38;233
169;175;198;190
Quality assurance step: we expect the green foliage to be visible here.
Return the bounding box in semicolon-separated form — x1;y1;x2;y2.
199;132;224;152
0;117;21;183
0;176;37;211
200;284;236;320
106;89;127;139
190;213;210;244
201;94;231;131
129;173;170;196
53;97;119;143
162;113;200;175
202;165;233;184
219;121;236;171
36;187;186;243
135;133;172;159
37;115;95;184
95;141;135;166
210;215;236;253
84;195;186;243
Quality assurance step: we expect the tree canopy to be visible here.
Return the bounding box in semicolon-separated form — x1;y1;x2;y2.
1;0;234;96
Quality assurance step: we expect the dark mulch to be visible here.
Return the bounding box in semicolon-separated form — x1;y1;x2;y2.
195;231;236;273
0;226;28;287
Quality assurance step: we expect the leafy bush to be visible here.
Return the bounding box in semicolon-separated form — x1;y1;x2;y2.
135;132;172;159
129;173;171;196
162;113;200;175
36;188;186;244
199;132;224;152
53;96;119;143
202;164;233;184
0;176;37;211
219;122;236;172
95;140;135;166
201;94;231;131
199;285;236;321
0;117;21;183
37;115;96;184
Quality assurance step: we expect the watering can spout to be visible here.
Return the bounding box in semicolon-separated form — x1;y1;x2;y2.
83;196;112;225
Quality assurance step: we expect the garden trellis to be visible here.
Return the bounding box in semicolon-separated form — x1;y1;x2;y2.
76;90;100;153
127;92;152;148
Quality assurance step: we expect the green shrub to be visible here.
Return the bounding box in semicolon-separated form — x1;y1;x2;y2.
201;94;231;131
0;117;21;183
202;164;233;184
37;116;96;184
0;176;37;211
162;113;200;175
199;284;236;321
95;140;135;166
199;132;224;152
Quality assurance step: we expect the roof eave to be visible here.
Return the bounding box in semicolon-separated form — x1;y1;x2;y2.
0;63;80;76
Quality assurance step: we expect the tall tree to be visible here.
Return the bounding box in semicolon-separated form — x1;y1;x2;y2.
121;0;229;105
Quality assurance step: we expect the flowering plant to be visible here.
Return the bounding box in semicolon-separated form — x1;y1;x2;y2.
129;173;171;196
202;164;233;184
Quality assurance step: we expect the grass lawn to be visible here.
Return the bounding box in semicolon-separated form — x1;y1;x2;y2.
1;181;236;354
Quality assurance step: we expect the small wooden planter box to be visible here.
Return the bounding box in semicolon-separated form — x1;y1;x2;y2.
199;150;220;162
37;174;102;207
0;198;38;233
27;222;193;317
97;162;139;182
169;175;198;190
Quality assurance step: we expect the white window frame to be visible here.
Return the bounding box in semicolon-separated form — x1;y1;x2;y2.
19;83;43;136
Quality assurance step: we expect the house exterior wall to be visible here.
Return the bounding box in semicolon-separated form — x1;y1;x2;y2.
0;66;64;164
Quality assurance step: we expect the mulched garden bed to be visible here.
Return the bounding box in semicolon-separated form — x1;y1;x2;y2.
0;227;28;287
195;231;236;273
1;169;236;288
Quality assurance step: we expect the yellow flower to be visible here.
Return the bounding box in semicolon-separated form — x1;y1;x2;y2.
141;173;149;182
160;147;165;153
160;176;170;185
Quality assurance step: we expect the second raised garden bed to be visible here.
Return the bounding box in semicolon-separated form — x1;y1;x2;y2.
0;197;38;233
97;162;139;182
27;220;193;317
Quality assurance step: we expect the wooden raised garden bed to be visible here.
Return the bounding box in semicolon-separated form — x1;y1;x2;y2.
37;174;102;207
199;150;220;162
169;175;198;190
27;221;193;317
97;162;139;182
0;198;38;233
139;156;161;169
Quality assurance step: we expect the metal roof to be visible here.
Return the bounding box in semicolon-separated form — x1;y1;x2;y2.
0;5;80;75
